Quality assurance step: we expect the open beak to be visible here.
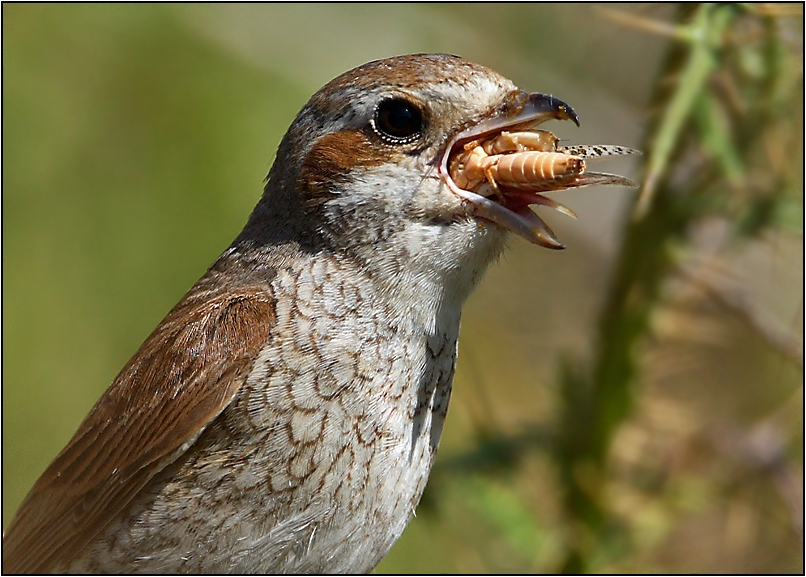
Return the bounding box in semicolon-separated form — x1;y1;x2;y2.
440;91;638;249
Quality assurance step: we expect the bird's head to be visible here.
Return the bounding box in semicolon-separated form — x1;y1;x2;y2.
237;54;635;292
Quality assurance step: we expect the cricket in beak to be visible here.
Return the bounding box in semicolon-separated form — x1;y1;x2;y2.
440;92;640;249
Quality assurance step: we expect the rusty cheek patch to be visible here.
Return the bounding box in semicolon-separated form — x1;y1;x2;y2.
298;130;393;206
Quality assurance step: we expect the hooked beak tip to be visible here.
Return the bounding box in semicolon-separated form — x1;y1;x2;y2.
558;103;581;127
516;92;581;128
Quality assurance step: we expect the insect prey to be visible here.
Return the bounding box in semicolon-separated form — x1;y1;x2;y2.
448;129;640;198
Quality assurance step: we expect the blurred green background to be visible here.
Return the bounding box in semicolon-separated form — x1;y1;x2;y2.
3;4;802;573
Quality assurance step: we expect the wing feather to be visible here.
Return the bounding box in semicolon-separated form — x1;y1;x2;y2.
2;285;276;573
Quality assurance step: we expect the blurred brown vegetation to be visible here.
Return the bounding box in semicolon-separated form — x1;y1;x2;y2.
3;4;802;573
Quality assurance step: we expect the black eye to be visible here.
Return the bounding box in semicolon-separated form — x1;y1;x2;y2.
374;98;423;143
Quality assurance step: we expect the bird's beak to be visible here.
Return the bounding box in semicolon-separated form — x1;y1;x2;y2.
439;91;636;249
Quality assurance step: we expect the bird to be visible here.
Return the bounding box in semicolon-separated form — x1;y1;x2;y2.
2;53;636;573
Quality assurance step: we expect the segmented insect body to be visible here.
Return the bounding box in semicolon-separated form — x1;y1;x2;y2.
493;151;584;185
449;130;585;193
448;129;639;195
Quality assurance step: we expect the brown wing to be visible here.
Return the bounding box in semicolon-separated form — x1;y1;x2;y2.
2;285;276;573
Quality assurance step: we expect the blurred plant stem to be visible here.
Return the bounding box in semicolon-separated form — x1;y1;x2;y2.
553;3;802;572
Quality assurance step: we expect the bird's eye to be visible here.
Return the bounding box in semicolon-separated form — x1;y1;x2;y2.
373;98;423;143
